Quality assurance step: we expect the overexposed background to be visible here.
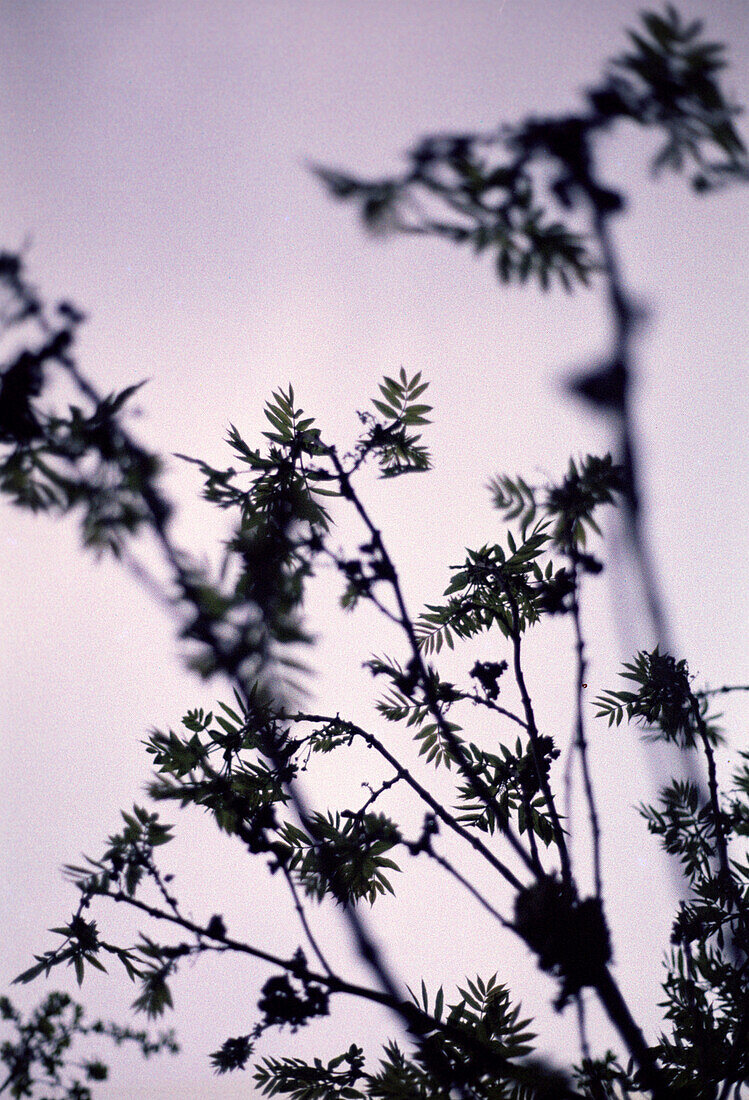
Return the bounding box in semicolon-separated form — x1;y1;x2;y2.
2;2;748;1096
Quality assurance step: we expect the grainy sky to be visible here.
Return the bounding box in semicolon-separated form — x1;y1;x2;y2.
1;2;748;1097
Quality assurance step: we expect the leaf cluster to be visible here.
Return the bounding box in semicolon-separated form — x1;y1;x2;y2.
0;260;168;555
490;454;625;553
368;654;464;768
640;762;749;1094
315;7;746;292
253;1043;365;1099
415;527;551;655
456;737;559;846
252;975;548;1100
607;6;747;189
360;367;432;479
144;696;294;842
0;992;177;1100
277;812;401;906
593;647;722;748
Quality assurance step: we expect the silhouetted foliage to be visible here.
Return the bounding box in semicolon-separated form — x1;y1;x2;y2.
0;992;176;1099
2;7;748;1099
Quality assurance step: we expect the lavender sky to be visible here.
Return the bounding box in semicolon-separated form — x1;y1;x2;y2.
1;2;748;1097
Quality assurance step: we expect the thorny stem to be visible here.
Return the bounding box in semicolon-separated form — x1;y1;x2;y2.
147;858;181;920
242;714;417;1043
690;698;749;956
101;889;391;1006
697;713;732;887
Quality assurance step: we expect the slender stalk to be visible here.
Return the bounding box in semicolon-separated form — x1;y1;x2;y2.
695;685;749;698
569;562;603;899
690;698;749;955
423;846;514;929
463;690;529;731
282;867;334;977
505;588;573;887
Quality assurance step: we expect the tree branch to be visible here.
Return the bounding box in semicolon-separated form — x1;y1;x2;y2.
288;712;526;892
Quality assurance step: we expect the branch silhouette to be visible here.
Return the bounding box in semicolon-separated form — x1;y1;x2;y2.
3;7;748;1099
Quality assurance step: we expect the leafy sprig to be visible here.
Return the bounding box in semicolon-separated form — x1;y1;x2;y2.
593;647;723;747
277;812;402;906
358;367;432;478
0;992;177;1100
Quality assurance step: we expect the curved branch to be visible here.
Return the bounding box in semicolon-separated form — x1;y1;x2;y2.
96;888;582;1097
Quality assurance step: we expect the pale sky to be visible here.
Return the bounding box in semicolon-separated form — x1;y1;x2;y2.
1;2;748;1097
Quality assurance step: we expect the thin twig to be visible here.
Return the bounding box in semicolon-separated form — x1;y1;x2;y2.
281;867;334;977
463;689;529;730
505;587;573;887
690;698;749;957
569;560;603;899
288;712;527;892
695;685;749;697
327;446;539;879
355;773;403;816
421;846;514;930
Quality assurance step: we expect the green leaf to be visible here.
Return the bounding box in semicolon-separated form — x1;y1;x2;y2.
12;959;49;985
218;700;242;723
372;398;399;419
